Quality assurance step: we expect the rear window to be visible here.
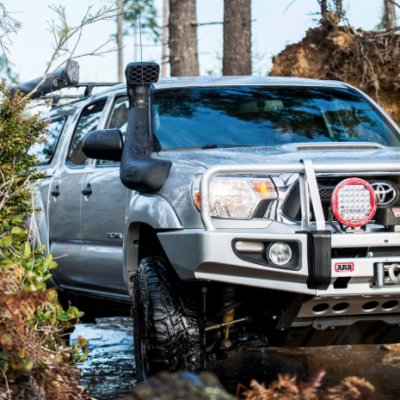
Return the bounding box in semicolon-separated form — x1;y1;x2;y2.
151;86;400;150
68;100;106;166
98;96;129;166
30;117;66;165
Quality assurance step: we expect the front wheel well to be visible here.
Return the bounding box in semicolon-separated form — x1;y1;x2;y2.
125;222;173;298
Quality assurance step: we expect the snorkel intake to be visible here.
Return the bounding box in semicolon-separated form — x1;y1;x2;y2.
120;62;172;192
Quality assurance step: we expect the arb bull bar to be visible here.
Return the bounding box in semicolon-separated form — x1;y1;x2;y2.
199;160;400;296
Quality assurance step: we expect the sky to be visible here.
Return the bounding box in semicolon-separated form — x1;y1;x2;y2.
6;0;384;84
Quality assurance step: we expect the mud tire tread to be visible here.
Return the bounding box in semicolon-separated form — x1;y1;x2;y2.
133;257;201;378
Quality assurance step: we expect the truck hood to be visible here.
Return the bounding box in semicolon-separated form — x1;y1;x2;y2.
157;144;400;170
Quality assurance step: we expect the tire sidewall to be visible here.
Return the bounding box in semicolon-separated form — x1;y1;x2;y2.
133;273;149;382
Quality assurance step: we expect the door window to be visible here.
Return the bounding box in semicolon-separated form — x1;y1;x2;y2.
99;96;128;166
29;118;65;165
68;100;106;166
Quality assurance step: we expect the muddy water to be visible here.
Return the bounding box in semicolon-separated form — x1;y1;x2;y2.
71;317;400;399
70;317;136;399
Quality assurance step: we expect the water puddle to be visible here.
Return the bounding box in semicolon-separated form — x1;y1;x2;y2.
70;317;136;400
71;317;400;399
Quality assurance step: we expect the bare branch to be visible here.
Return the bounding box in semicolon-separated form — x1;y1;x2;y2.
376;25;400;36
27;4;126;99
284;0;298;14
389;0;400;9
0;2;21;57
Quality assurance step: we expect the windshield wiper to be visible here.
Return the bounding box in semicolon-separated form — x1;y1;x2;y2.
201;144;250;149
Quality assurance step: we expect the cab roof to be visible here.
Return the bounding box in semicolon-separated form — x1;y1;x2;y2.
152;75;348;89
42;75;348;119
98;75;347;93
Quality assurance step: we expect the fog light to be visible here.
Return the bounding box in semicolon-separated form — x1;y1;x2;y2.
235;240;264;252
268;242;292;266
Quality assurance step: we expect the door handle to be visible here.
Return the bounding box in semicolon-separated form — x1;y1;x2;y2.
51;186;60;197
107;232;123;239
82;184;92;196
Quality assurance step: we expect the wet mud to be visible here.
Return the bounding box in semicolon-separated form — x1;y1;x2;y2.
71;317;400;399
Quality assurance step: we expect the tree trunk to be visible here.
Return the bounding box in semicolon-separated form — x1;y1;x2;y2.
334;0;343;17
117;0;124;82
169;0;199;77
161;0;169;78
223;0;252;76
384;0;397;30
320;0;327;17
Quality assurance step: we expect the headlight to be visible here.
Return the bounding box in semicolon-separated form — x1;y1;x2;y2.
192;176;278;219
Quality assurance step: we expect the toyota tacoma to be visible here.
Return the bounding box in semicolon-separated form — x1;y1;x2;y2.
14;61;400;381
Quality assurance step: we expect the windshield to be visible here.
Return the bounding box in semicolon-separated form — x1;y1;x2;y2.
151;86;400;150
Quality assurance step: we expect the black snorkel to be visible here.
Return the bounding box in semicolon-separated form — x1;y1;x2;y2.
119;62;171;192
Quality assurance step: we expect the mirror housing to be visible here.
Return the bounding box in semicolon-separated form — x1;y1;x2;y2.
82;129;123;161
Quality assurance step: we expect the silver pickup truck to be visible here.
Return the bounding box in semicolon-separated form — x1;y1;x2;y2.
21;62;400;381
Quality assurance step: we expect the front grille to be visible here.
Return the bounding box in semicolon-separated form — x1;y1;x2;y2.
319;188;333;200
282;175;400;222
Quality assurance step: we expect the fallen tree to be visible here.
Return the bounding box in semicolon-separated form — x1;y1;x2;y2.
270;13;400;125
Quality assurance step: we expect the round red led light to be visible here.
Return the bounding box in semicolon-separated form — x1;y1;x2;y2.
331;177;377;228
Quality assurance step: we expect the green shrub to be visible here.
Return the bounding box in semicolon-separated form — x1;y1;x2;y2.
0;81;89;397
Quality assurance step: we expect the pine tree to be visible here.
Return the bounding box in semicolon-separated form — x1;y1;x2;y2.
223;0;252;76
384;0;397;30
169;0;199;76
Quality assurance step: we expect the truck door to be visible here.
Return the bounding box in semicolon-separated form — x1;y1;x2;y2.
49;99;107;289
33;116;68;252
80;96;129;295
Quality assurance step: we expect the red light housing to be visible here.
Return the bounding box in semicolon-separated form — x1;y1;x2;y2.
331;178;377;228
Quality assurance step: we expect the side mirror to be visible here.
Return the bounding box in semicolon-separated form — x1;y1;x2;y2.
82;129;123;161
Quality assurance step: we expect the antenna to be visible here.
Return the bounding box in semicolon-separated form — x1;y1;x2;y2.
137;0;145;98
138;1;144;65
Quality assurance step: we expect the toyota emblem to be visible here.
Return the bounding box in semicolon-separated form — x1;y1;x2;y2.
371;182;397;206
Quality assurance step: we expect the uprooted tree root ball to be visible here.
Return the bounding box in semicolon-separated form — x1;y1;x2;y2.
270;13;400;125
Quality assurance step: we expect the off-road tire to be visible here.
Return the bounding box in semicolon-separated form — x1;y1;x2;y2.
133;257;202;382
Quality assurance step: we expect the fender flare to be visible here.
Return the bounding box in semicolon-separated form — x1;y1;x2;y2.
123;193;182;297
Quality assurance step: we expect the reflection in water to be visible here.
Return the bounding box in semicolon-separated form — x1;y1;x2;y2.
72;317;400;400
70;317;136;400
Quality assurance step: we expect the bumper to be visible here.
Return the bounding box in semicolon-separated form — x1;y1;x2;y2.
158;228;400;297
159;159;400;297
